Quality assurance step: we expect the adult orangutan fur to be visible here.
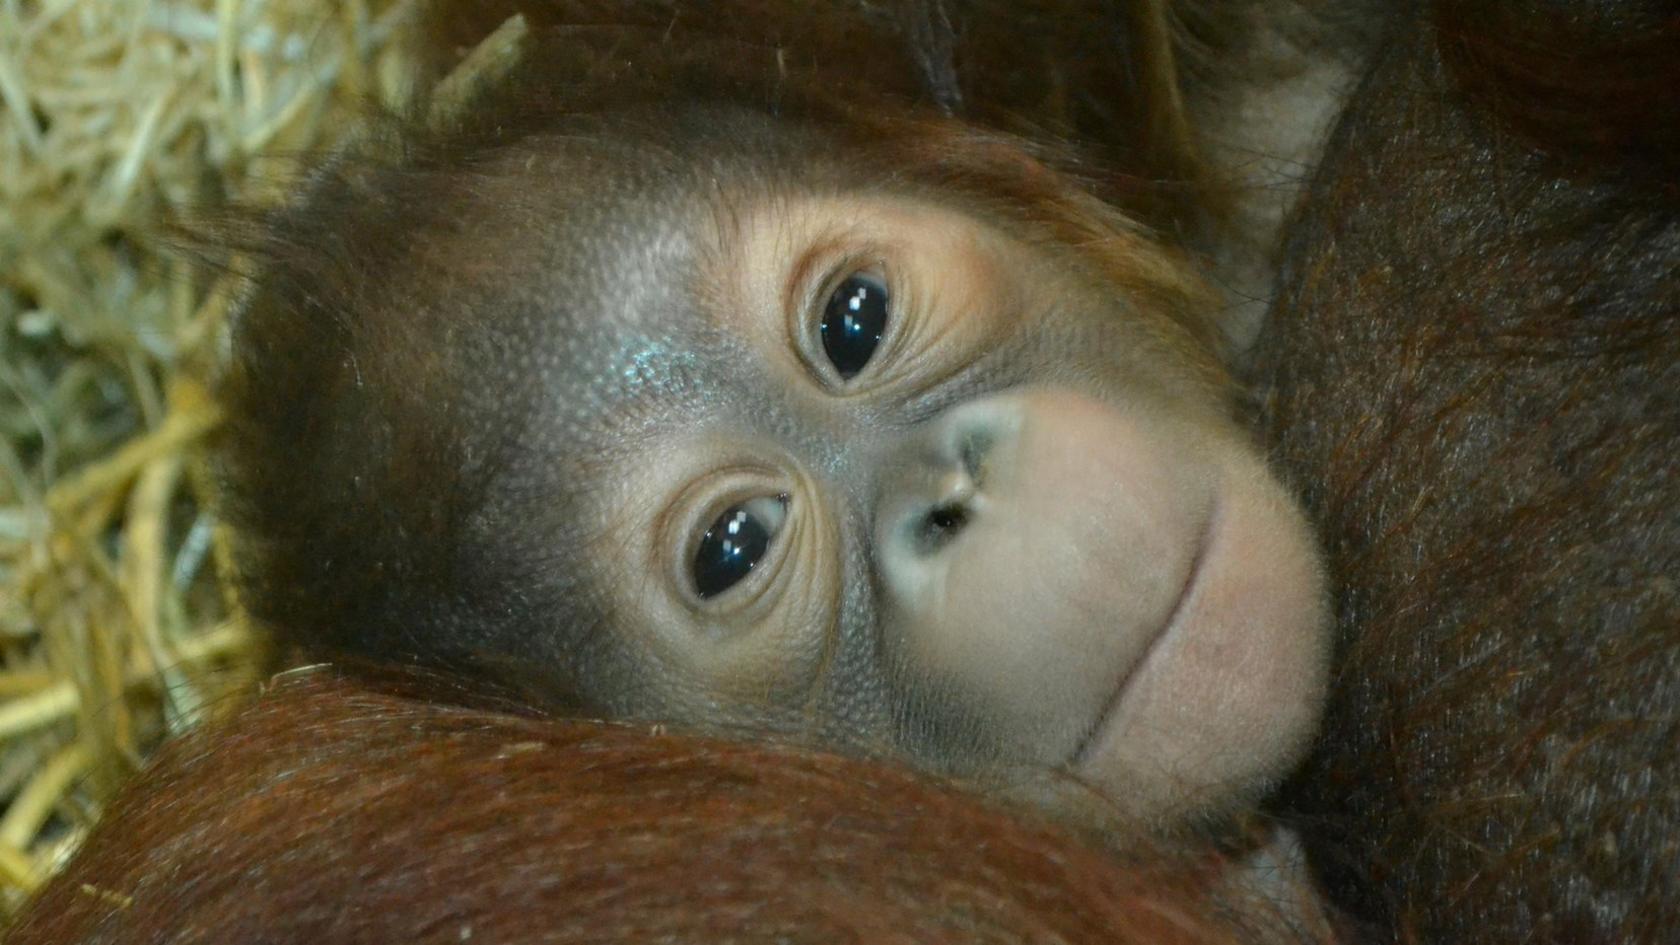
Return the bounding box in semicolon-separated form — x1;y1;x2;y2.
5;672;1325;945
1257;1;1680;941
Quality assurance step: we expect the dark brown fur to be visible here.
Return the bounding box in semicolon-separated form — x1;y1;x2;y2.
6;673;1306;944
1434;0;1680;186
1259;3;1680;941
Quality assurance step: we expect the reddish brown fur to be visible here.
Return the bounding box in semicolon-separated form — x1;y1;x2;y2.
415;0;1214;229
1259;3;1679;941
7;674;1307;944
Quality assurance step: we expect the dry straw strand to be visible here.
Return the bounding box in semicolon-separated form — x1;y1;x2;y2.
0;0;422;912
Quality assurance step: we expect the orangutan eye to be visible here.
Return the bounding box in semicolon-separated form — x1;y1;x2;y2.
692;495;789;599
819;273;889;380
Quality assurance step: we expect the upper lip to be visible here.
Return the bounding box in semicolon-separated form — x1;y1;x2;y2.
1068;499;1219;768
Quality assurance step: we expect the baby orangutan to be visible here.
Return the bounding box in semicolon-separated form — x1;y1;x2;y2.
218;0;1330;832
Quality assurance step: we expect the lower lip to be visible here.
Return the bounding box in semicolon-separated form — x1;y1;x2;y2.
1070;499;1219;769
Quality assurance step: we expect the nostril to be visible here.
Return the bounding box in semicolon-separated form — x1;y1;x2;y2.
915;501;970;555
929;503;968;533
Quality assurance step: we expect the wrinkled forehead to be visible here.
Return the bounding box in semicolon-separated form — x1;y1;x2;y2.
442;128;800;478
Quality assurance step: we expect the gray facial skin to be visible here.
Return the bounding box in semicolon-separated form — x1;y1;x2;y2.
223;99;1327;828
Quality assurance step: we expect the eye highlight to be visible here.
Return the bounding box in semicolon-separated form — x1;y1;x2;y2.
692;495;789;599
819;273;889;380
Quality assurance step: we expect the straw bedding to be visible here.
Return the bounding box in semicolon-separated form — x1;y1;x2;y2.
0;0;417;909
